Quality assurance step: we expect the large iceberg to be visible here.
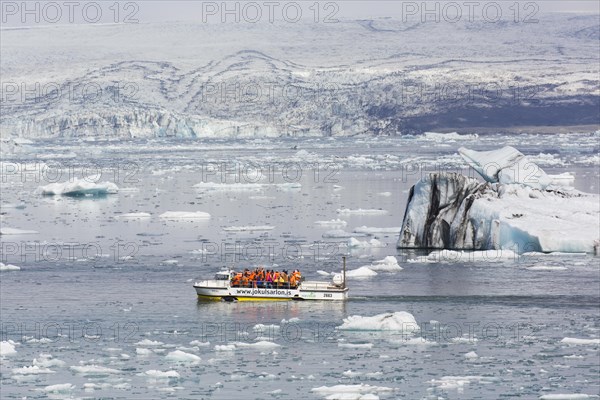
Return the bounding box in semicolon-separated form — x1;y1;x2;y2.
398;147;599;253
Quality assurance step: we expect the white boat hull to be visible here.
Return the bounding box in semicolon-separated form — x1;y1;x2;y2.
194;281;348;301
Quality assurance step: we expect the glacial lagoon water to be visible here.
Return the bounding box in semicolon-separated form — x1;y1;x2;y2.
0;133;599;399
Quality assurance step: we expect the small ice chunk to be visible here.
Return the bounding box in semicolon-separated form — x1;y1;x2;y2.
353;226;401;235
430;375;496;390
345;266;378;278
223;225;274;231
423;132;478;141
311;383;393;397
526;265;568;271
367;256;402;271
194;182;264;190
136;348;153;356
0;340;18;356
116;212;151;219
427;249;518;263
43;384;75;393
233;341;280;349
338;311;419;332
0;262;20;271
165;350;201;363
560;337;600;345
189;340;210;347
348;238;386;248
215;344;236;351
323;229;355;238
0;227;38;235
539;395;599;400
144;370;180;379
70;365;120;376
12;365;56;375
135;339;164;346
337;208;387;215
338;342;374;349
36;178;119;196
315;219;348;227
159;211;211;220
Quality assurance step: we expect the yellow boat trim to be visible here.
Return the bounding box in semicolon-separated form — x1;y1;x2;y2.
197;294;292;302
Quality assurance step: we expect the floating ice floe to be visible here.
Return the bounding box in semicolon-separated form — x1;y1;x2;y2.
34;353;65;368
560;337;600;345
194;182;264;190
0;340;18;356
423;132;479;141
136;348;153;356
539;395;599;400
315;219;348;227
159;211;211;220
426;249;519;263
526;265;568;271
43;384;75;394
366;256;402;271
338;311;419;332
135;339;165;346
116;212;151;219
214;344;236;351
345;266;378;278
189;340;210;347
429;375;497;390
233;341;281;349
144;369;180;379
35;178;119;196
338;342;373;349
322;230;356;238
70;365;121;376
223;225;274;231
348;237;386;248
353;226;401;235
311;383;393;399
398;158;599;253
0;227;38;235
12;365;56;375
337;208;387;216
0;262;20;271
165;350;201;363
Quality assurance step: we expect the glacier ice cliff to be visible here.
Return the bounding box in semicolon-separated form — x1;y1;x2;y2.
398;148;600;253
1;15;599;139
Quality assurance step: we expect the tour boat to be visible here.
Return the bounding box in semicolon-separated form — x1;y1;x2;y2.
193;258;349;301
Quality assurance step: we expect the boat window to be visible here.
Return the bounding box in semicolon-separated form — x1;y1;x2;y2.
215;273;229;280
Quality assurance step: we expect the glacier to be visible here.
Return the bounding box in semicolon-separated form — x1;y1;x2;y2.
1;14;598;139
397;148;600;253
